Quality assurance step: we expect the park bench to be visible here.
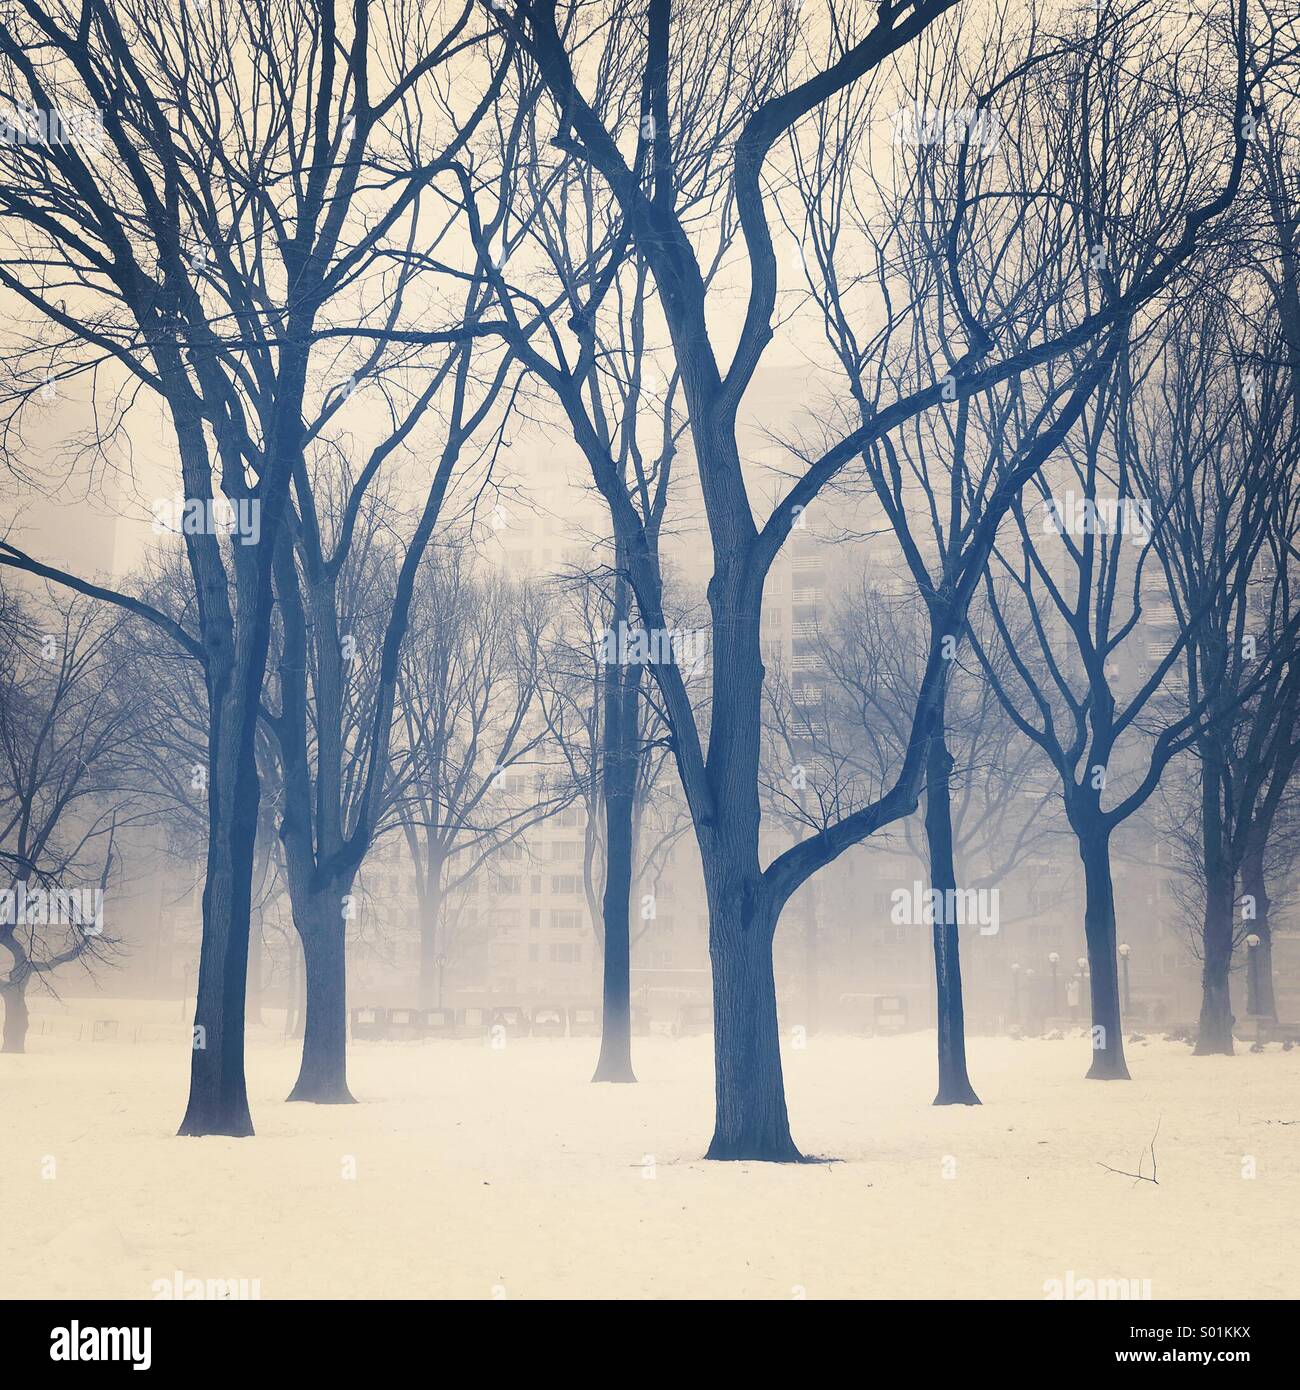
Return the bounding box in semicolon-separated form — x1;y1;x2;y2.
530;1005;567;1038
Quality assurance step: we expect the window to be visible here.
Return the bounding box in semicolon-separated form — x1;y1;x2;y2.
554;841;582;862
556;806;584;828
550;909;582;931
493;874;521;895
551;875;581;896
549;943;582;964
529;909;541;930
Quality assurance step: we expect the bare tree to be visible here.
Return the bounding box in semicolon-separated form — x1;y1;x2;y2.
267;285;517;1102
0;0;513;1133
1131;267;1300;1053
471;0;1260;1156
541;568;692;1077
390;549;570;1006
0;586;131;1050
115;547;288;1028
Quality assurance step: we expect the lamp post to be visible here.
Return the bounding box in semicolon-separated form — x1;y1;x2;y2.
434;953;448;1009
1245;934;1261;1016
1048;952;1060;1015
1118;942;1131;1013
1011;962;1021;1025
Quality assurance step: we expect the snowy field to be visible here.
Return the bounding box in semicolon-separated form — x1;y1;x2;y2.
3;997;1296;1300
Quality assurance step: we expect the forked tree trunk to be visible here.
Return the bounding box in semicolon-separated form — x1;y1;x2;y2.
1241;841;1278;1021
705;886;801;1161
1078;827;1129;1080
176;363;302;1137
593;594;641;1084
288;889;356;1103
1;976;29;1054
1194;858;1237;1055
924;732;980;1105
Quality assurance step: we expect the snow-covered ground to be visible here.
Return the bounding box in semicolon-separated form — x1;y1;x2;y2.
3;996;1296;1300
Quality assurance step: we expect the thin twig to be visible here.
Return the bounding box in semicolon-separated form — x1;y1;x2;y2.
1098;1118;1161;1186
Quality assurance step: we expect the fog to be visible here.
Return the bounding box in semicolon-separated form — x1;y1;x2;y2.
1;0;1296;1330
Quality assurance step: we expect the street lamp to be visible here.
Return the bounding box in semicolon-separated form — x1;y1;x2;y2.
434;953;448;1009
1245;934;1261;1016
1048;952;1060;1015
1118;942;1131;1012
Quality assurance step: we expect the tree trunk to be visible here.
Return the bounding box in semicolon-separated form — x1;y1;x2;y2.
705;886;801;1161
591;779;635;1082
924;730;980;1105
1194;856;1237;1055
177;716;259;1137
803;883;819;1037
289;945;306;1040
1241;840;1278;1021
1;977;29;1054
288;891;355;1103
417;884;441;1010
247;919;264;1026
1078;827;1129;1079
593;587;641;1084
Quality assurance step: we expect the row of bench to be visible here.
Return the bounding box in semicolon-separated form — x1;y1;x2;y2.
349;1003;716;1041
352;1004;597;1041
